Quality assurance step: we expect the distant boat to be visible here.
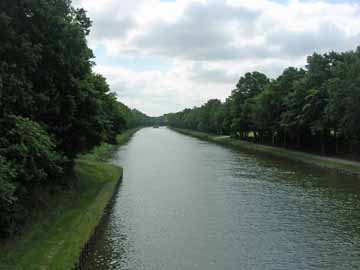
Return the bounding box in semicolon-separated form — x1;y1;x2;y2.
153;125;159;128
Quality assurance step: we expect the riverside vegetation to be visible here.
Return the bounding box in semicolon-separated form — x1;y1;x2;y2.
0;0;156;242
172;128;360;177
0;130;138;269
166;47;360;159
2;0;360;268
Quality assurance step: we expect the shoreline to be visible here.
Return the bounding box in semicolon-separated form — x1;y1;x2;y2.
0;129;139;270
171;128;360;178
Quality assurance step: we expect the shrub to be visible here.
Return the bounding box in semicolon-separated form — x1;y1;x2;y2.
0;116;65;184
0;155;17;236
0;116;66;236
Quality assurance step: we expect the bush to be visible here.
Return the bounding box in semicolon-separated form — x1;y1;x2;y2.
0;116;66;236
0;116;65;184
0;155;17;236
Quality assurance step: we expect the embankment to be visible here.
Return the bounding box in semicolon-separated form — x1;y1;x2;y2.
172;128;360;177
0;129;138;270
80;128;139;161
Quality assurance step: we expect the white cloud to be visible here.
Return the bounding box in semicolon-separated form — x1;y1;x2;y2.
94;62;233;116
73;0;360;116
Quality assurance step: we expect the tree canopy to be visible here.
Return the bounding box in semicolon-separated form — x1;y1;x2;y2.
166;47;360;157
0;0;153;236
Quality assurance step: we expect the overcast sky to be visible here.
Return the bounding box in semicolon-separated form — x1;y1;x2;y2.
73;0;360;116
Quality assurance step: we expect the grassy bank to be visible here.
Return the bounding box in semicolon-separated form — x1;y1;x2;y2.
80;128;139;161
172;128;360;177
0;129;138;270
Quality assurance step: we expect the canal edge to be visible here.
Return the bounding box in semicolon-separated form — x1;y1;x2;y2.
74;128;140;269
171;128;360;179
74;171;123;270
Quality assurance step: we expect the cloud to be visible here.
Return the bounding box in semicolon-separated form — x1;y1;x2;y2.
132;0;260;61
91;17;136;40
189;63;238;84
266;23;359;58
73;0;142;42
73;0;360;115
94;63;234;116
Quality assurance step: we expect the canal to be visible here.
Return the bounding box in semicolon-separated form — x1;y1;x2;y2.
84;127;360;270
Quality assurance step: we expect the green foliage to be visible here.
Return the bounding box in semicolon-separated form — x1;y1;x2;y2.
118;102;163;128
0;116;65;184
0;116;66;236
79;128;139;162
165;100;225;134
0;0;128;158
0;155;17;236
167;47;360;156
0;159;123;269
0;0;147;236
70;73;127;153
0;156;16;203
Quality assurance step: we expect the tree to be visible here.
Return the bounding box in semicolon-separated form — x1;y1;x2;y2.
252;82;282;144
0;155;17;236
230;72;269;138
167;46;360;156
0;0;134;236
0;116;65;235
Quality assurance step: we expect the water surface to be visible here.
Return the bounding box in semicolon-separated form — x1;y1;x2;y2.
84;127;360;270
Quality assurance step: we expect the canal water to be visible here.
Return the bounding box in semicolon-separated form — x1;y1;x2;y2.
84;127;360;270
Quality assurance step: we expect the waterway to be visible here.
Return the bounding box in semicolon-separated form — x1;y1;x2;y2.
84;127;360;270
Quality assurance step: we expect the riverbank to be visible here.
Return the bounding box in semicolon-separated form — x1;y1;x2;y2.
0;129;138;270
172;128;360;177
80;128;139;161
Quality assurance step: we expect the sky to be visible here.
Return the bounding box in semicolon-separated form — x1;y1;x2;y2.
72;0;360;116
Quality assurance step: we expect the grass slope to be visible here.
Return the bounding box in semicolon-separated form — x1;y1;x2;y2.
173;128;360;177
0;129;138;270
80;128;139;161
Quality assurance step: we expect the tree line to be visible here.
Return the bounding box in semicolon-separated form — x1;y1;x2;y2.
166;47;360;157
0;0;154;236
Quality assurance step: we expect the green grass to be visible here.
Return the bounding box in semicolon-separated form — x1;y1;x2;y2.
0;129;139;270
0;160;122;270
80;128;139;161
173;128;360;176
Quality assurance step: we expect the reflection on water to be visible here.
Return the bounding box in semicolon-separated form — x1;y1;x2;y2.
84;127;360;270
